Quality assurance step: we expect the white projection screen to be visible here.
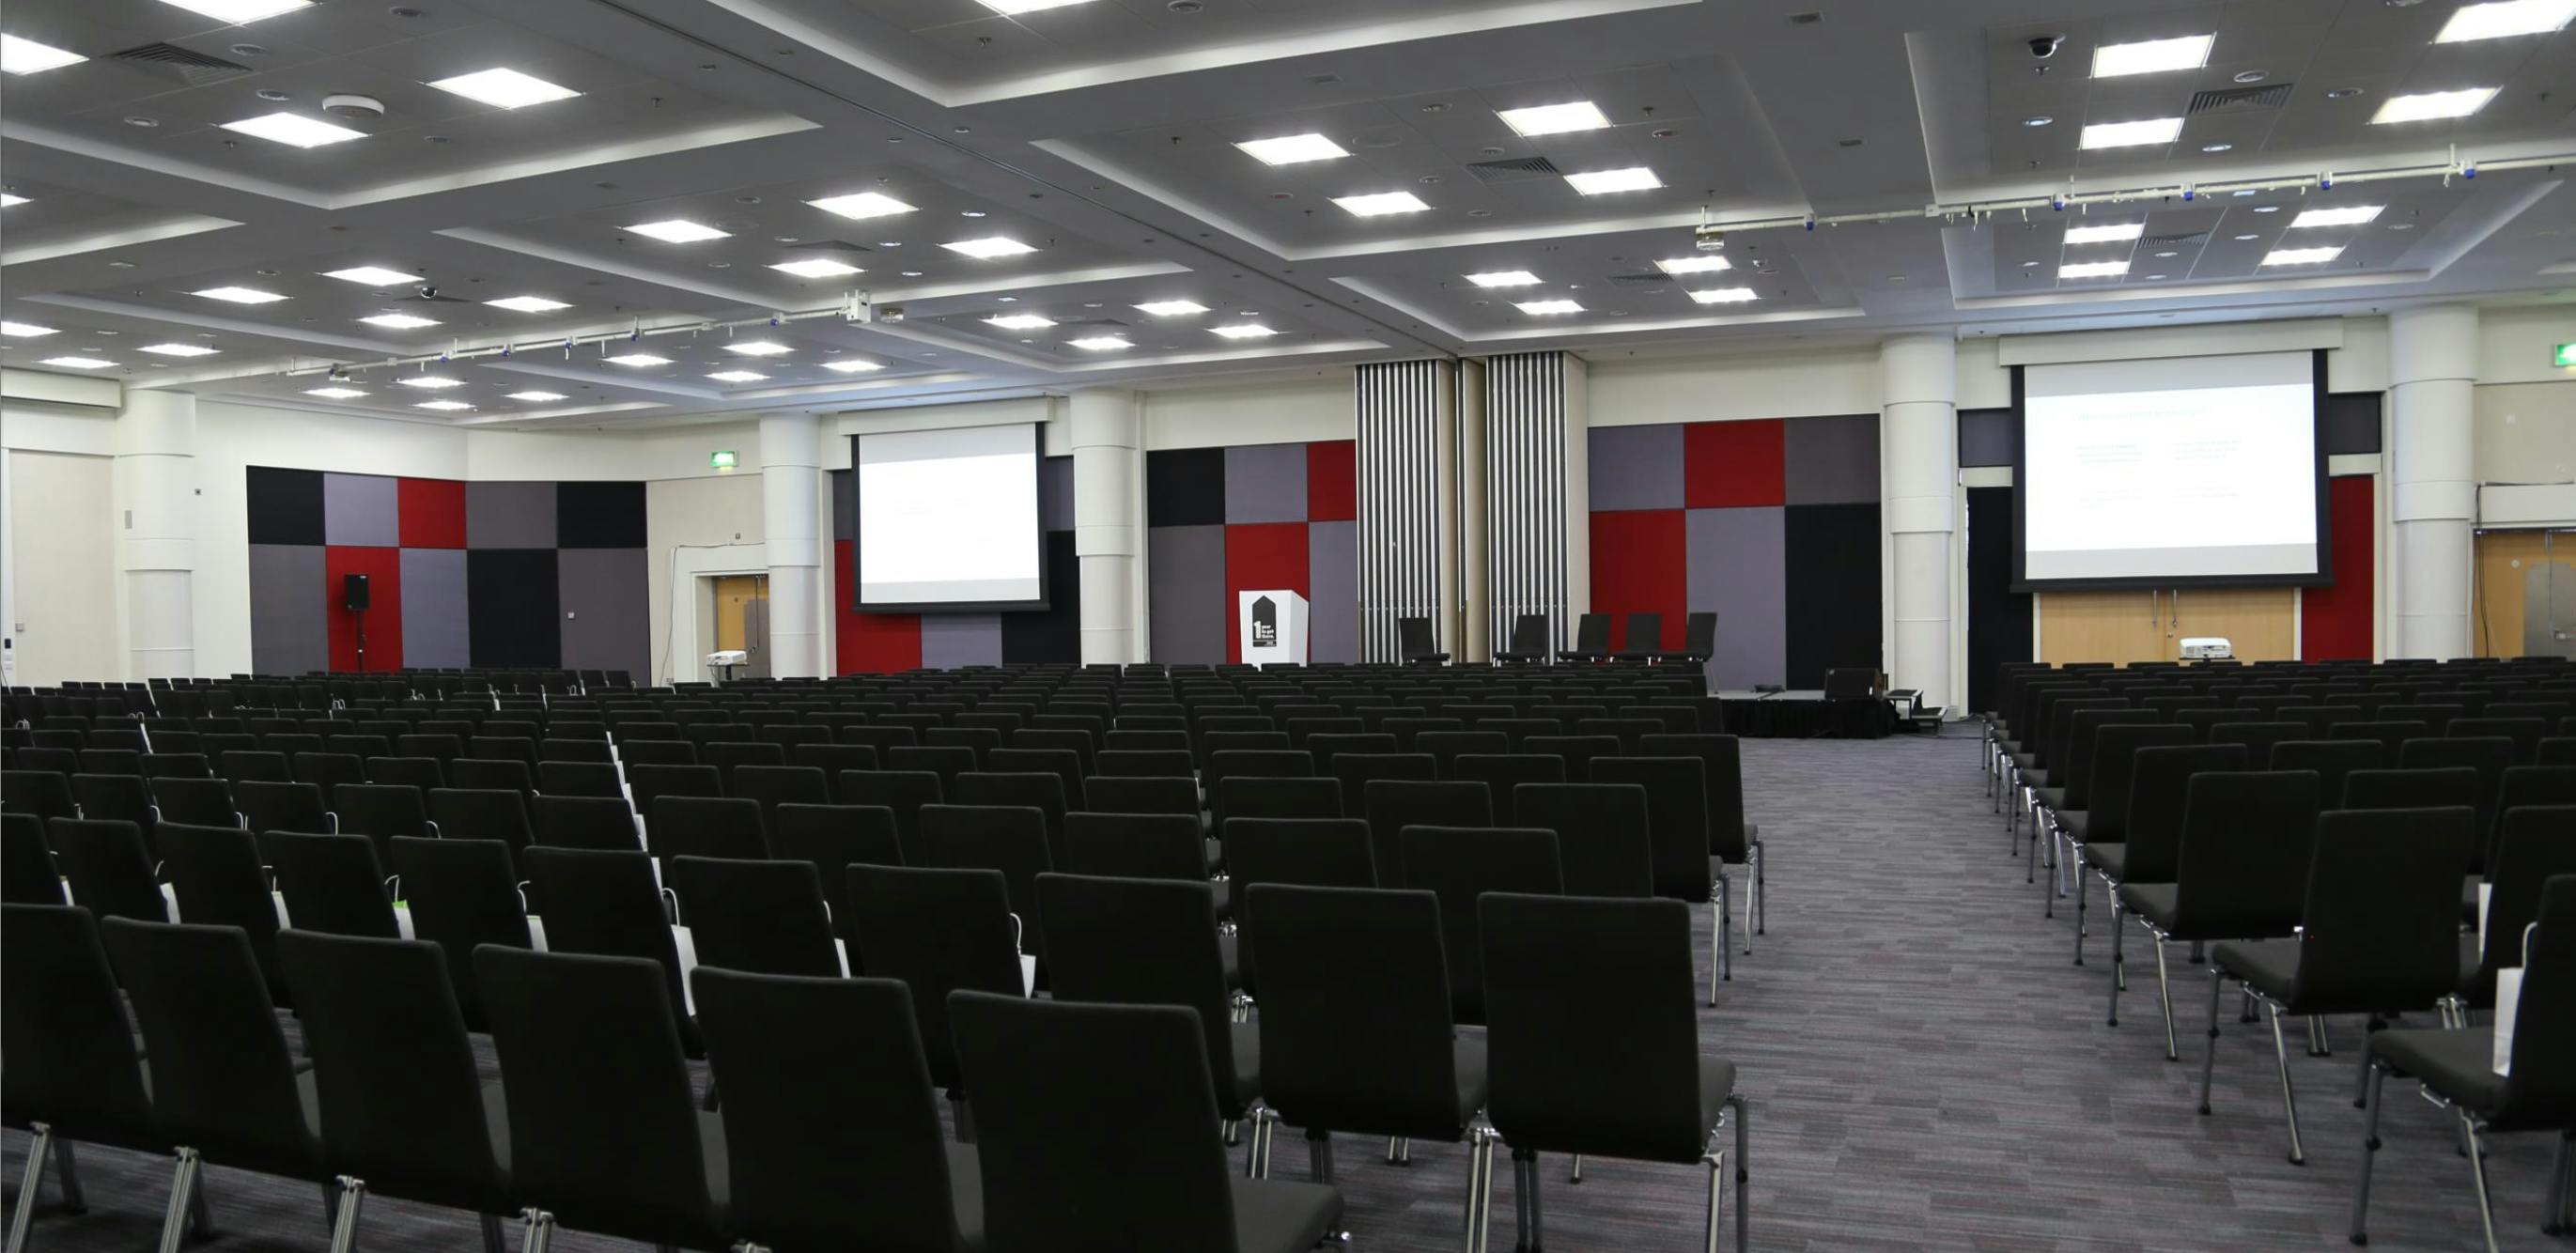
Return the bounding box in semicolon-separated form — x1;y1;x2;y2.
854;424;1047;611
2015;350;2329;590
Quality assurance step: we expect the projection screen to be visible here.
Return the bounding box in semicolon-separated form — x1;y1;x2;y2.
853;423;1047;611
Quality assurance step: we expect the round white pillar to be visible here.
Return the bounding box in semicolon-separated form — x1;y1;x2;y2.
1880;333;1957;712
116;390;197;679
759;412;824;677
2389;305;2478;660
1070;391;1143;665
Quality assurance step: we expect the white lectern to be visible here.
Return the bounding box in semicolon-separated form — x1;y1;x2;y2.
1237;590;1309;667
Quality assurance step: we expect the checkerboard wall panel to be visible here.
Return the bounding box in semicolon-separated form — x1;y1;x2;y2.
1143;439;1358;664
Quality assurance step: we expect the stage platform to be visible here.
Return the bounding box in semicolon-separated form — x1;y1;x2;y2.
1714;688;1901;739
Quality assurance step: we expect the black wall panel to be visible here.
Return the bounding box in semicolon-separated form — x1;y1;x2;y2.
554;481;646;549
467;549;561;668
1964;486;2033;716
1783;503;1883;688
246;467;326;546
1001;530;1082;664
1145;447;1226;527
2322;392;2382;456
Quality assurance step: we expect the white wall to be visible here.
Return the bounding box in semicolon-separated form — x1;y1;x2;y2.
645;473;767;684
5;449;118;685
1586;346;1884;425
1142;377;1350;448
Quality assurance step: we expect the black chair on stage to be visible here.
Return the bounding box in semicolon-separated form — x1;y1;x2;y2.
1494;614;1550;665
1398;616;1450;666
1664;611;1719;667
1612;612;1664;663
1558;613;1611;663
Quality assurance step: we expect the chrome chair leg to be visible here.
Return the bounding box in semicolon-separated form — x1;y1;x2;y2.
2348;1063;2384;1245
1568;1154;1583;1183
1752;840;1765;937
519;1208;555;1253
2071;863;2088;966
2542;1131;2572;1237
1309;1131;1335;1184
478;1213;507;1253
2153;937;2180;1060
2307;1014;2332;1058
1730;1095;1750;1253
51;1137;83;1216
157;1147;204;1253
7;1123;51;1253
2269;1004;2306;1165
2197;968;2225;1116
1224;1119;1239;1146
2105;901;2126;1027
1464;1125;1497;1253
1387;1137;1410;1165
1701;1146;1728;1253
326;1177;366;1253
2462;1114;2499;1253
2352;1017;2382;1109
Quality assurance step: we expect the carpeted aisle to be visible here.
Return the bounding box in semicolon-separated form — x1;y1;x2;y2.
5;726;2528;1250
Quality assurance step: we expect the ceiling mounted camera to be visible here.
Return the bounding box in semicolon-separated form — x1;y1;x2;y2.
2027;34;2064;58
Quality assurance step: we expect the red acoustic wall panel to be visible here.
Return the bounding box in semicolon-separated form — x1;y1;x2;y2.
1588;508;1688;652
396;477;467;549
1684;419;1785;509
324;546;404;673
1306;440;1358;522
1222;522;1311;663
833;539;924;673
2301;475;2376;661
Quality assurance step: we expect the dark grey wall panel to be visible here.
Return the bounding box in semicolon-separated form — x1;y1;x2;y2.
2322;392;2382;455
922;613;1002;669
1148;524;1226;663
1307;519;1358;663
1586;423;1684;512
398;548;469;668
1958;409;2017;469
466;481;556;549
557;548;648;676
249;544;326;674
1223;442;1309;524
1783;413;1881;504
1039;455;1076;533
322;473;398;548
831;468;856;542
1686;506;1787;690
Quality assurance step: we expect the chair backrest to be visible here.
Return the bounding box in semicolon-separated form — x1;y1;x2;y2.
1679;611;1718;658
425;787;532;858
1618;611;1664;654
628;762;722;829
334;782;431;864
99;919;320;1181
1588;756;1712;903
1330;752;1436;820
948;991;1251;1253
2498;875;2576;1121
1570;613;1611;654
650;795;769;863
1504;613;1548;657
2167;770;2325;936
1400;826;1564;1024
0;812;60;905
1036;873;1246;1115
1398;615;1441;662
1446;754;1566;827
70;772;153;826
1093;749;1194;781
1509;781;1653;897
530;794;642;852
2491;766;2576;867
837;770;945;844
237;779;333;835
218;749;292;784
1245;883;1469;1139
2081;723;2196;844
151;776;240;828
2266;740;2384;814
292;750;365;794
668;856;841;978
389;836;533;1029
537;759;625;798
1362;779;1493;888
1481;892;1709;1162
274;930;510;1214
1079;774;1198;816
1637;734;1747;863
2054;711;2162;809
1063;811;1206;882
2328;720;2430;762
520;847;693;1049
732;765;832;821
768;803;905;936
450;757;535;796
144;753;214;781
259;830;400;939
918;804;1054;968
46;817;168;923
365;755;446;791
844;865;1026;1091
1520;735;1621;783
1218;774;1342;828
691;969;965;1253
158;821;286;993
473;946;723;1248
0;904;157;1146
2476;806;2576;993
2118;744;2250;883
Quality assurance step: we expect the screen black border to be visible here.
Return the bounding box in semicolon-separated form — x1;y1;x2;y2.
2010;348;2334;594
849;423;1052;614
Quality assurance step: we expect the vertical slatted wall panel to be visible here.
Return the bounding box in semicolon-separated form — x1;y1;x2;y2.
1355;361;1444;662
1484;351;1570;656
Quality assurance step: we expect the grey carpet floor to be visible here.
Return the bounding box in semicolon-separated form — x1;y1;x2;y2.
5;726;2543;1251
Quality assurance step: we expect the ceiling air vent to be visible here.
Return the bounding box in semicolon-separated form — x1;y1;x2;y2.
111;42;254;87
1606;271;1676;288
2188;83;2293;115
787;240;874;255
2140;231;2210;248
1465;156;1562;184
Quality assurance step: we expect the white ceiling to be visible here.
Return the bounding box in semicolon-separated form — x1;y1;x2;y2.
1;0;2569;428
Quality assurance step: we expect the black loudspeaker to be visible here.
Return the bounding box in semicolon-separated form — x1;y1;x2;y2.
1823;667;1879;700
343;573;371;612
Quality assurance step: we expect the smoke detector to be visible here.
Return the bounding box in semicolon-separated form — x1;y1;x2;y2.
322;94;385;118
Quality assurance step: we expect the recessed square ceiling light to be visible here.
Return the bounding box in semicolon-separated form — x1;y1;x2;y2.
726;341;792;356
1496;101;1612;136
140;343;219;356
0;193;24;208
1068;335;1132;350
2;35;86;75
707;370;768;383
0;321;57;337
397;375;466;389
2090;33;2213;78
194;286;287;304
942;236;1034;259
413;399;473;411
2289;205;2384;228
1465;271;1541;287
975;0;1093;12
1235;133;1350;164
807;192;916;221
2436;0;2576;40
1687;287;1760;304
221;112;366;148
323;266;419;286
1332;192;1430;217
2079;117;2184;149
505;391;566;402
2057;260;2132;279
1134;300;1209;317
1514;299;1584;315
304;387;367;399
627;220;729;244
156;0;312;21
1563;167;1662;194
427;68;580;110
769;258;863;278
485;295;570;313
604;353;672;366
821;359;884;373
1656;255;1731;274
2262;245;2344;265
985;314;1056;331
361;313;441;330
2371;87;2496;124
1209;323;1280;339
40;356;114;369
2062;223;2145;244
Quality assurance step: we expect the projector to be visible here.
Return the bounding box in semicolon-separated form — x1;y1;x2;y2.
706;649;748;667
2180;637;2234;660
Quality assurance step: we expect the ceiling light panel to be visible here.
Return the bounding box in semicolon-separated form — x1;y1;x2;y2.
414;400;473;411
1333;192;1430;217
2;35;86;75
194;286;287;304
139;343;218;356
1515;300;1584;315
221;112;366;148
157;0;312;21
1068;336;1132;350
1235;133;1349;164
725;341;792;356
943;236;1034;258
1209;323;1279;338
807;192;915;221
2080;118;2183;148
2090;34;2213;78
1465;271;1541;287
1496;101;1612;136
626;219;729;243
2062;223;2145;244
770;258;862;278
486;296;569;313
361;314;440;329
1135;301;1209;316
397;375;466;389
1687;287;1760;304
821;359;883;373
707;370;768;382
0;321;57;337
2435;0;2576;40
2372;88;2496;123
2289;205;2384;228
1656;255;1731;274
304;387;367;399
427;68;580;109
0;193;24;208
39;357;114;369
976;0;1094;12
324;266;421;286
985;314;1056;331
604;353;671;366
1563;167;1661;194
2262;246;2344;265
2058;261;2131;279
506;391;566;402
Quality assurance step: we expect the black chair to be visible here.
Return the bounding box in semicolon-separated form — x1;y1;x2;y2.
1446;754;1565;827
218;750;293;785
845;865;1029;1101
531;794;643;852
1063;812;1209;883
1093;749;1195;781
918;804;1055;978
1397;616;1449;666
237;779;334;836
427;787;533;859
947;990;1343;1252
1641;734;1768;947
364;755;446;792
1329;753;1436;820
261;830;400;939
652;795;769;865
1417;731;1508;781
334;782;435;869
1361;779;1492;889
274;931;515;1253
955;771;1072;865
1302;734;1394;777
1399;826;1562;1025
141;752;214;781
1219;775;1343;832
0;812;59;905
158;821;288;997
292;751;366;795
1612;611;1664;662
1559;613;1611;663
520;846;700;1055
2083;741;2247;968
450;757;535;797
100;918;331;1249
2463;807;2576;1012
1494;614;1550;665
1511;782;1653;898
2329;720;2432;763
2489;765;2576;870
793;742;880;785
473;946;727;1250
2265;740;2384;816
68;772;154;829
1479;892;1747;1253
668;855;841;978
839;770;946;850
0;905;177;1244
1522;735;1621;784
147;774;238;828
2203;808;2475;1163
768;802;906;942
45;817;167;923
1081;774;1199;818
1665;611;1720;666
691;968;982;1253
536;759;624;798
389;836;532;1030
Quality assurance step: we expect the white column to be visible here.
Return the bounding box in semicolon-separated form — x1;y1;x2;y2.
1070;390;1143;664
1880;333;1958;711
115;390;197;679
2389;305;2478;660
759;411;824;677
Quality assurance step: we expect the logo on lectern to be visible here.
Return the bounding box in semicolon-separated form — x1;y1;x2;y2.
1251;596;1278;648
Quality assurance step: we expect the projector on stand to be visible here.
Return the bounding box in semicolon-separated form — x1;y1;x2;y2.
706;649;748;682
2180;637;2234;660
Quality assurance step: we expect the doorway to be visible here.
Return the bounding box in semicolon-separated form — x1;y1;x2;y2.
2475;529;2576;659
710;574;771;678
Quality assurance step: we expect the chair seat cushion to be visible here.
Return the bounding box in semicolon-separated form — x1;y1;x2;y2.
2056;811;2089;842
1230;1021;1262;1108
1229;1177;1343;1253
1219;931;1239;990
945;1141;985;1251
2034;787;2067;812
2210;938;2301;1003
1697;1055;1737;1140
2010;752;2038;771
1205;837;1223;872
2083;842;2125;879
2457;932;2494;1010
1453;1033;1490;1125
2370;1027;2504;1118
2117;882;2179;930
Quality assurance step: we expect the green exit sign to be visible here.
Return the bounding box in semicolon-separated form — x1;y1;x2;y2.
709;450;737;471
2557;341;2575;369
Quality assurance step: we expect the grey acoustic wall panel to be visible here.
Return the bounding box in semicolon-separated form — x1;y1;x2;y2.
830;468;857;542
1223;442;1309;524
1307;520;1358;663
398;548;470;668
1958;410;2016;469
321;473;399;548
921;613;1002;669
466;480;556;549
1783;413;1881;504
1039;455;1077;533
1586;423;1684;512
249;544;328;675
557;548;649;677
1148;524;1226;663
1686;507;1787;690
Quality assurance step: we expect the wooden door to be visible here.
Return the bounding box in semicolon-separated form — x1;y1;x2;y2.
711;575;769;676
2476;530;2576;658
2036;590;2169;665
